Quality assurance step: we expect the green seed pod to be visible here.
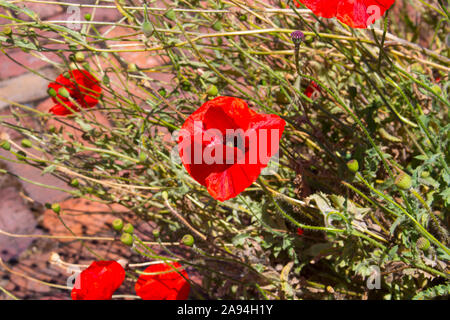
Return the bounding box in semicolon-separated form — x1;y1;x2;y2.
74;52;85;62
112;218;124;231
420;171;430;178
206;85;218;96
63;72;71;79
212;21;222;31
416;237;430;251
304;35;314;45
123;223;134;234
70;178;79;187
84;13;92;21
431;85;442;95
395;172;412;190
152;229;160;238
21;139;32;148
164;9;176;21
127;63;137;73
158;88;167;97
275;90;290;104
51;203;61;214
48;87;57;97
102;75;110;85
1;140;11;151
16;150;27;160
181;234;194;247
58;87;70;98
139;152;147;163
120;233;134;246
142;20;154;37
2;26;12;36
347;159;359;173
239;14;247;22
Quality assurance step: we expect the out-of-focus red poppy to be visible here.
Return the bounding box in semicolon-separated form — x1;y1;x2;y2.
48;70;101;116
293;0;395;28
178;96;286;202
296;227;304;236
304;81;320;99
71;260;125;300
135;262;190;300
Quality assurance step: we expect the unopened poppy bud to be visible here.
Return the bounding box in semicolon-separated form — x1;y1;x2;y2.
120;233;134;246
66;179;77;189
431;85;442;95
2;26;12;35
212;21;222;31
1;140;11;151
239;14;247;21
127;63;137;73
152;229;160;238
58;87;70;98
164;9;176;21
142;21;154;37
48;87;57;97
74;52;85;62
112;218;124;231
21;139;32;148
16;150;26;160
161;191;169;201
421;171;430;178
102;75;110;85
84;13;92;21
123;223;134;234
158;88;167;97
416;237;430;251
51;203;61;214
206;85;218;96
181;234;194;246
395;172;412;190
347;159;359;173
139;152;147;163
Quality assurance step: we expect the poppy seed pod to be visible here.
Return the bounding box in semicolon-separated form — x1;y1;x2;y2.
347;159;359;173
123;223;134;234
0;140;11;151
112;219;124;231
181;234;194;247
120;233;134;246
51;203;61;214
395;172;412;190
164;9;176;21
416;237;430;251
21;139;32;148
58;87;70;98
206;85;218;96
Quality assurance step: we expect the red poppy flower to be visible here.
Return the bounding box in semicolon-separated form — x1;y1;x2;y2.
304;81;320;99
48;70;101;116
293;0;395;28
135;262;190;300
296;227;304;236
178;96;286;202
71;260;125;300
